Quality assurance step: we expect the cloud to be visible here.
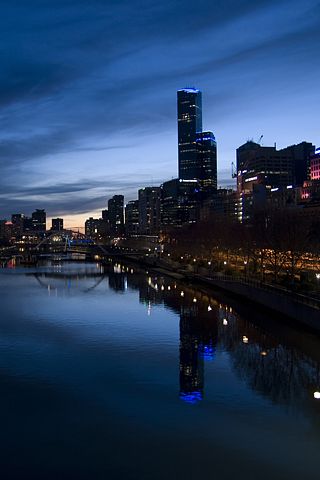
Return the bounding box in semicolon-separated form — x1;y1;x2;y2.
0;0;319;220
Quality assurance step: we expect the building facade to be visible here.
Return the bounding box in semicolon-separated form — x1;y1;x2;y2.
108;195;124;237
236;141;315;195
125;200;139;236
177;88;217;192
161;178;200;228
51;218;64;231
32;209;46;232
310;148;320;181
177;88;202;181
138;187;161;235
195;131;217;191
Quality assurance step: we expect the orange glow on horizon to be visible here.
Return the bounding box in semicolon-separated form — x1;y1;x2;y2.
46;210;102;233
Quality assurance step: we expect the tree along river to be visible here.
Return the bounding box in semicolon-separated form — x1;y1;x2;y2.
0;260;320;479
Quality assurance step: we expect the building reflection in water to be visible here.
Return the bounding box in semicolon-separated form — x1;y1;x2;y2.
126;270;320;410
179;305;204;404
126;271;219;404
32;262;320;412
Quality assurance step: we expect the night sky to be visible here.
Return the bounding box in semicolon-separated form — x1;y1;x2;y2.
1;0;319;227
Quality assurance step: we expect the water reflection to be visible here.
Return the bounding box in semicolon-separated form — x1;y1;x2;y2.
25;262;320;412
124;268;320;411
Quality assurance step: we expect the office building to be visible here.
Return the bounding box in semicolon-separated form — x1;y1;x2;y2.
178;88;202;181
32;209;46;232
200;188;238;222
125;200;139;235
11;214;25;238
85;217;101;238
108;195;124;236
51;218;63;231
161;178;200;227
177;88;217;192
236;141;315;194
138;187;161;235
196;131;217;190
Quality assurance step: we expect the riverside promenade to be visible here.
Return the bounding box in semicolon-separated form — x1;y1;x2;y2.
121;255;320;333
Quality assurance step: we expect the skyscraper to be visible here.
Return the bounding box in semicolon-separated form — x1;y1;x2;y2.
177;88;202;181
108;195;124;236
125;200;139;235
177;88;217;191
196;131;217;190
138;187;161;235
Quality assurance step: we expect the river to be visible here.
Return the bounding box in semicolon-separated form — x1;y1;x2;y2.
0;260;320;479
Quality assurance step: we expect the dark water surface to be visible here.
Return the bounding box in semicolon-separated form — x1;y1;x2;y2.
1;261;320;479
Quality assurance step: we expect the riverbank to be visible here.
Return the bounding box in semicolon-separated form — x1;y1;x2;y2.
118;254;320;333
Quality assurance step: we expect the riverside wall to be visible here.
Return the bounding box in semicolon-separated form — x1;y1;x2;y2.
120;255;320;333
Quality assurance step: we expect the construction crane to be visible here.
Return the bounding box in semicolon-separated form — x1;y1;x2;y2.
231;161;237;179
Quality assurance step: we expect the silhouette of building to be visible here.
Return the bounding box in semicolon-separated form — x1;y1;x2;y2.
125;200;139;235
51;218;63;231
11;214;25;238
108;195;124;236
85;217;101;238
236;141;315;194
178;88;202;181
177;88;217;192
32;209;46;232
138;187;161;235
161;178;200;227
196;131;217;191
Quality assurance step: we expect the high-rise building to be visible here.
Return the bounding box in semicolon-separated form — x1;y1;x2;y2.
177;88;217;192
196;131;217;190
177;88;202;181
161;178;200;227
125;200;139;235
236;141;315;194
32;209;46;232
51;218;63;231
11;214;25;238
108;195;124;236
85;217;101;238
138;187;161;235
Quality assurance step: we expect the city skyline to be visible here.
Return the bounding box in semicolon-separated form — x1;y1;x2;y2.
0;0;319;228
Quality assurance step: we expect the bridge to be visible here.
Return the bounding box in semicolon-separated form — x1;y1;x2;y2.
0;229;144;266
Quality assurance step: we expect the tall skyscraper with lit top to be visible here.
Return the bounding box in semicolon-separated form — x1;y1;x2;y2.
177;88;217;191
177;88;202;181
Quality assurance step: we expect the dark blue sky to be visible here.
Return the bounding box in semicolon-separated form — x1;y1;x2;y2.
1;0;319;226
